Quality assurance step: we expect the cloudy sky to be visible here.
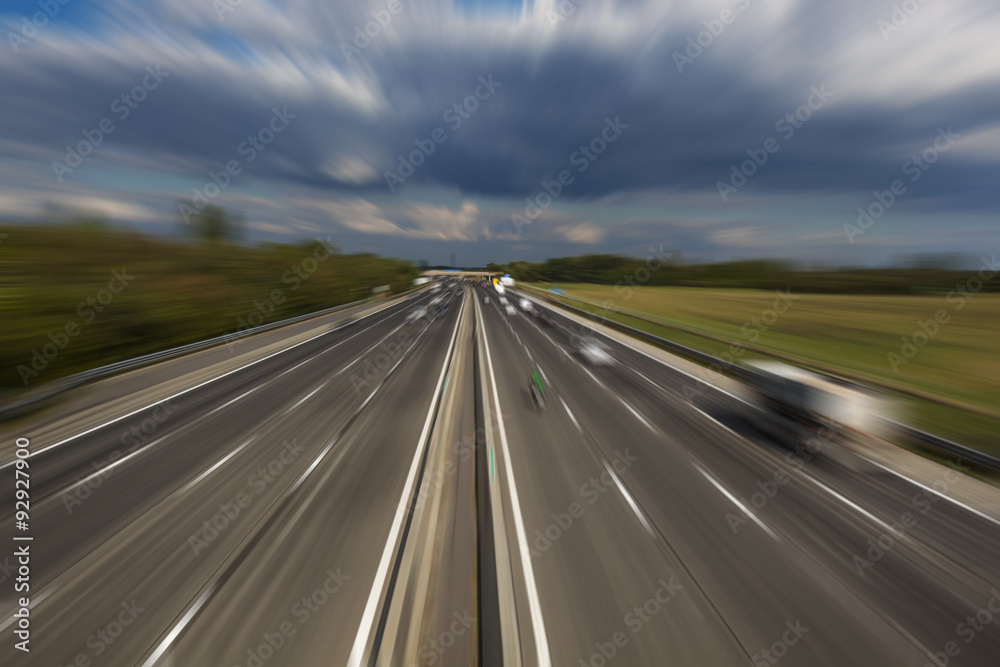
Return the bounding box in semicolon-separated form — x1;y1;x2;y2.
1;0;997;266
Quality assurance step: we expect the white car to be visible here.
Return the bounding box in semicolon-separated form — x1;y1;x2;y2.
406;306;427;324
576;337;614;365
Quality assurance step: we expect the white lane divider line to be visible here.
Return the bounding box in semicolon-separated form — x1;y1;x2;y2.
479;298;552;667
559;397;581;433
346;298;465;667
0;586;57;634
694;463;782;543
6;301;408;468
283;381;327;415
335;321;407;376
796;471;910;539
603;459;656;539
178;435;258;495
205;385;264;417
862;457;1000;529
619;398;657;434
580;366;607;390
141;584;218;667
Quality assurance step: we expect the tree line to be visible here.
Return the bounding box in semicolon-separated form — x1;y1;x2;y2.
0;216;418;394
486;255;1000;294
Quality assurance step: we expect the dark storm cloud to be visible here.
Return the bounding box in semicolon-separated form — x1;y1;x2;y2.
0;0;997;261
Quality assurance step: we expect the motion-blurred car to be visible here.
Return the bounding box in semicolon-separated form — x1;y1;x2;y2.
406;306;427;324
435;305;448;318
575;337;613;365
533;308;553;326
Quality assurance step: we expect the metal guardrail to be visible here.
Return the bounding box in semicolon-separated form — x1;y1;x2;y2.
524;287;1000;474
0;296;383;422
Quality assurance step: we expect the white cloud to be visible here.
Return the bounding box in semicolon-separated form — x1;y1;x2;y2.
324;155;379;185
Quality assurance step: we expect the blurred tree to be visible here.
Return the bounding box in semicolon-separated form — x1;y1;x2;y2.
180;202;244;245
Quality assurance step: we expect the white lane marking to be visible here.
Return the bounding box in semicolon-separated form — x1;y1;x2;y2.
335;321;407;375
178;435;258;495
205;385;264;417
689;401;990;535
797;472;909;539
524;346;535;363
520;293;745;403
689;405;756;445
141;584;218;667
559;397;581;433
629;366;666;392
538;365;549;384
603;459;656;539
346;298;465;667
0;586;57;633
6;300;409;468
580;366;607;389
283;382;327;415
619;399;657;434
694;463;782;542
264;317;438;545
527;295;1000;552
862;457;1000;529
478;298;552;667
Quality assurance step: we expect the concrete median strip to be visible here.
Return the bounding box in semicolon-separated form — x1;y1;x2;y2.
347;292;467;667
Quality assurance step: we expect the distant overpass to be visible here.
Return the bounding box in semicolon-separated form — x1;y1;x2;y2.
421;270;497;278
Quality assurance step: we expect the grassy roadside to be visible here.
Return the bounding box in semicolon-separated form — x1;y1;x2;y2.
0;224;419;396
524;283;1000;456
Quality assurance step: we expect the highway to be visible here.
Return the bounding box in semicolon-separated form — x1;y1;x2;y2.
1;281;998;666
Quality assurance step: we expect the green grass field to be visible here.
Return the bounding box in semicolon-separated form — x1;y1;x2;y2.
528;283;1000;454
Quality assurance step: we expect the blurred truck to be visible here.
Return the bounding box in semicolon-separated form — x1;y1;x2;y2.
739;360;892;470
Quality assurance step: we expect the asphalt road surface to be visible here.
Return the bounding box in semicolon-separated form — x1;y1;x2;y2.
1;281;998;666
